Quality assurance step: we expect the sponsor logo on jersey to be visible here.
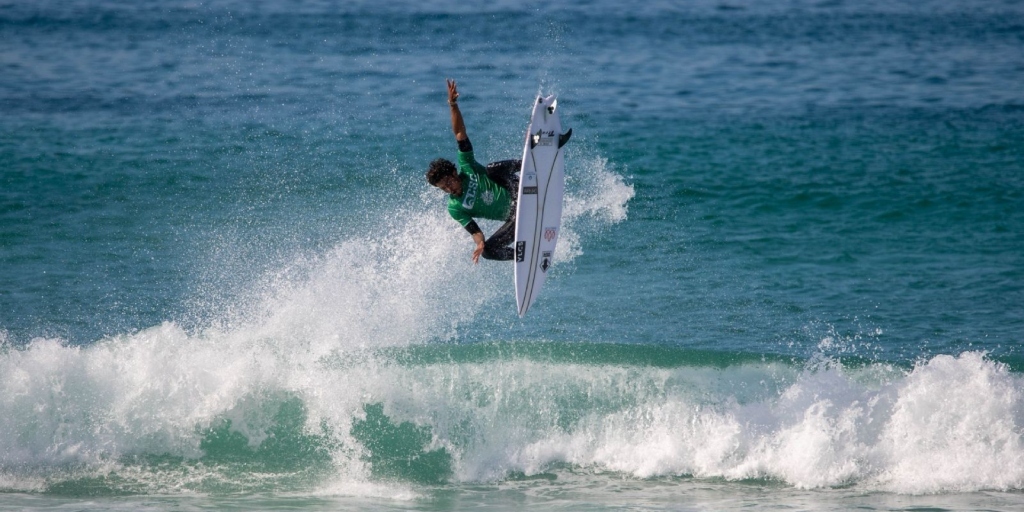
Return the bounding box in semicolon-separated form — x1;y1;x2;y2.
515;241;526;262
462;173;478;209
482;189;494;205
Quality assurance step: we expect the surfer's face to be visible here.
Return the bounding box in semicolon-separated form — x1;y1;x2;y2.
436;175;461;196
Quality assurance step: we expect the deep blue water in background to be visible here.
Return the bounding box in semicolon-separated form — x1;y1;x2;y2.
2;0;1024;509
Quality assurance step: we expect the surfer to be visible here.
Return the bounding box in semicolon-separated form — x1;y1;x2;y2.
427;79;521;263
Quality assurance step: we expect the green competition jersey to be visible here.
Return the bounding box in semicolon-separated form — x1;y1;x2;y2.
447;150;513;227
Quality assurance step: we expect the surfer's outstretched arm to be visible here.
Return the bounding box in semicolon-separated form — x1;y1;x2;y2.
447;79;468;143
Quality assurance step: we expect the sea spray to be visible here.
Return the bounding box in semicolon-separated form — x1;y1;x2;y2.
0;150;635;496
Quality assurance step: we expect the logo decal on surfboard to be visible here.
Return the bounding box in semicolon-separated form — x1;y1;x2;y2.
533;130;555;147
515;241;526;262
540;252;552;272
543;227;557;242
522;173;537;194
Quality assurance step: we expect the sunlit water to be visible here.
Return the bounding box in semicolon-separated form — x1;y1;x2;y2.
2;0;1023;509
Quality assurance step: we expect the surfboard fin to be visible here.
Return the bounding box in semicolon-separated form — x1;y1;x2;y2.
558;129;573;148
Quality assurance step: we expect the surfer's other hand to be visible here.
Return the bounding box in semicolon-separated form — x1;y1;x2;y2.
472;240;484;264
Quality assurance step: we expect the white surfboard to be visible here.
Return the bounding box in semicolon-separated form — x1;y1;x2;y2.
514;95;571;317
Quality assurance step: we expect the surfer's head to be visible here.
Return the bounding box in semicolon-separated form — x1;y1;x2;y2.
427;158;461;195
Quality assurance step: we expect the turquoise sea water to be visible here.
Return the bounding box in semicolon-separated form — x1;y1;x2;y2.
2;0;1024;509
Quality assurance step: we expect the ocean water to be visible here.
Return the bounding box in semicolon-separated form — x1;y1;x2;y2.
2;0;1024;509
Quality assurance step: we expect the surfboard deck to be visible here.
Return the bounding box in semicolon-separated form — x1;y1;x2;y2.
514;95;571;317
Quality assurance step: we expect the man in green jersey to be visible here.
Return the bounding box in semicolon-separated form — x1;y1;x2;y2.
427;79;521;263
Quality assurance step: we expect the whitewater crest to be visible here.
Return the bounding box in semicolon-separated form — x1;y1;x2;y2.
3;331;1024;496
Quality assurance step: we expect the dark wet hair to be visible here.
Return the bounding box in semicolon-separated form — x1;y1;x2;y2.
426;158;457;186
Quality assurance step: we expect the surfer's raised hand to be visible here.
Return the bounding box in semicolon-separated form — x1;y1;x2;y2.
446;79;459;105
447;79;468;142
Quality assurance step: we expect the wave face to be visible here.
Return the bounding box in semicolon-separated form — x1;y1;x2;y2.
3;334;1024;496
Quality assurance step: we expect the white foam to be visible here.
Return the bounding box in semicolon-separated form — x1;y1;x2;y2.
3;320;1024;495
0;151;635;493
456;352;1024;493
875;353;1024;492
